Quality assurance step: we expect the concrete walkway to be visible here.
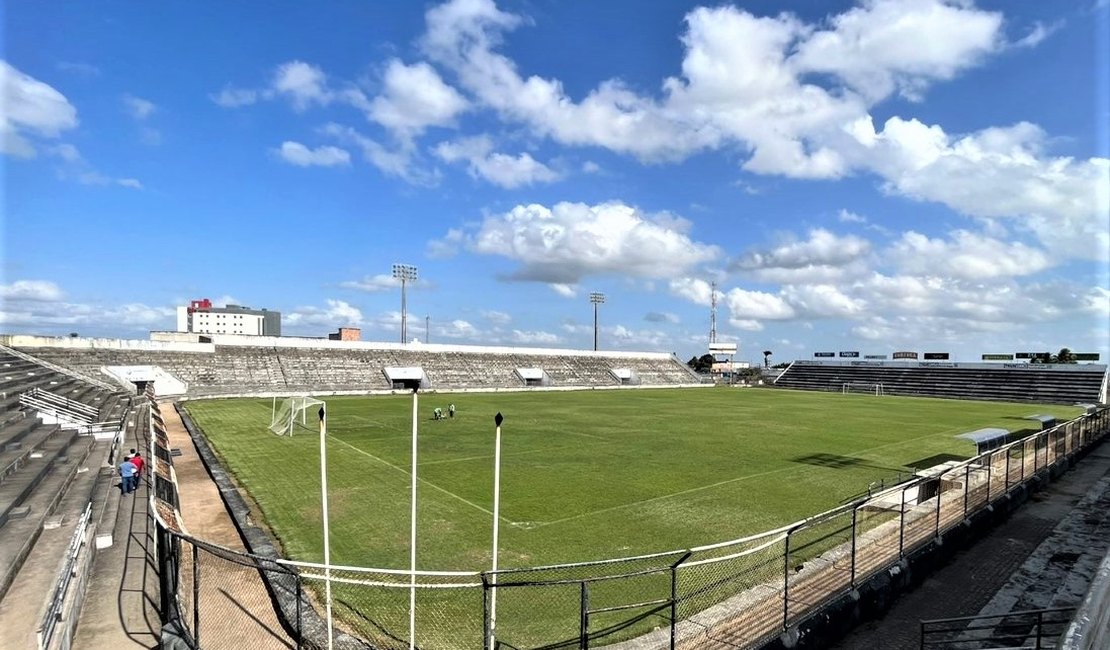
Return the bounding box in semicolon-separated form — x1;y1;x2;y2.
830;442;1110;650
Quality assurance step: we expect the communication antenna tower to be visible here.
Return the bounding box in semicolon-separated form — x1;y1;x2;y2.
709;280;718;345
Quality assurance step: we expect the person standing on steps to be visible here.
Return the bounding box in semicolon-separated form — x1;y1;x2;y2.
118;456;137;495
130;451;145;490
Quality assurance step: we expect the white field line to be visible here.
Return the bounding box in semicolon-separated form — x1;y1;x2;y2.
418;440;618;467
529;424;974;530
327;435;514;525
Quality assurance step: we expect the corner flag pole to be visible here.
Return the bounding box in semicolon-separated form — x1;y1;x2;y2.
318;405;334;650
409;388;419;650
490;412;504;648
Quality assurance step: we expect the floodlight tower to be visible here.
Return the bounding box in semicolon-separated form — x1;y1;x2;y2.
710;280;718;346
589;292;606;351
392;263;418;344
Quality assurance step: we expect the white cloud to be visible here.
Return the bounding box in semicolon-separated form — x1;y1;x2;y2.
549;283;577;298
790;0;1002;102
1011;20;1063;49
370;59;468;136
582;161;601;174
116;178;143;189
1;61;79;158
56;62;100;77
286;299;363;327
320;123;439;185
450;201;719;283
724;287;796;320
123;94;156;119
434;135;560;188
0;280;173;331
668;277;716;306
272;61;333;111
780;284;864;318
0;280;64;301
414;0;1104;253
274;141;351;167
853;117;1110;261
482;310;511;325
837;209;867;224
340;274;400;292
644;311;680;324
210;85;259;107
734;228;871;271
437;319;478;339
508;329;560;345
890;230;1054;279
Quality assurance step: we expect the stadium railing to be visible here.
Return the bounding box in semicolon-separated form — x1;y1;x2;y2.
150;406;1110;650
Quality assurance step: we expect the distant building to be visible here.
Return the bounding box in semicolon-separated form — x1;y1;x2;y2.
328;327;361;341
176;298;281;336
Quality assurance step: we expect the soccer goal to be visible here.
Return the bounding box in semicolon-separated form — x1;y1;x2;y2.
269;396;326;436
841;382;885;396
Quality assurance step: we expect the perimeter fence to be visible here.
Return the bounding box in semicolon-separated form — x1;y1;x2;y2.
153;405;1109;650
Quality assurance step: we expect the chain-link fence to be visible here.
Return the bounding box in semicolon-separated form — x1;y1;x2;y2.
153;409;1109;650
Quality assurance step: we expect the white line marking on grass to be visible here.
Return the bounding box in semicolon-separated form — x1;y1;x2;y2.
418;444;604;467
327;435;515;525
530;427;971;530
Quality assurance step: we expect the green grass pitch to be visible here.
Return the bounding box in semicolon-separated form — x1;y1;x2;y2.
184;388;1080;568
183;388;1080;646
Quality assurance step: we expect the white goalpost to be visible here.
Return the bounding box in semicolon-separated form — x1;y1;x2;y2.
269;396;326;436
841;382;885;396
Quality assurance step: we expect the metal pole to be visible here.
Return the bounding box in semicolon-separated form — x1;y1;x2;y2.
963;464;970;517
490;414;503;649
898;487;907;558
319;406;334;650
783;530;792;629
580;582;590;650
401;277;408;344
850;507;858;586
593;302;599;352
410;389;419;650
193;543;200;647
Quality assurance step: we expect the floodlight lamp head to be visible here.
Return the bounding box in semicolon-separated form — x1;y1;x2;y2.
392;263;418;281
589;292;606;304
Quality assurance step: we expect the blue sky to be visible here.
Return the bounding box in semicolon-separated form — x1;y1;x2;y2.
2;0;1108;363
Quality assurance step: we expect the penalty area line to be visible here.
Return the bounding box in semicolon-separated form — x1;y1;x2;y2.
327;434;516;525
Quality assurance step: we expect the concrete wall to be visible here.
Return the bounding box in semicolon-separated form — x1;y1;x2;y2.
0;334;214;353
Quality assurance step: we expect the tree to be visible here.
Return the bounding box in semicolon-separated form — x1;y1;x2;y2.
763;350;772;368
1056;348;1077;364
686;354;716;373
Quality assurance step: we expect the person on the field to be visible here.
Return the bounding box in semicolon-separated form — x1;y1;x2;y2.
448;403;455;418
433;407;443;420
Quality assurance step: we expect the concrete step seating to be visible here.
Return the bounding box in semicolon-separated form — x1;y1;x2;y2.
775;364;1105;404
0;350;134;604
22;344;700;396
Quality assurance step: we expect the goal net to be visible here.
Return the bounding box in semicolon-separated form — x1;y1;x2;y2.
841;382;885;396
269;396;326;436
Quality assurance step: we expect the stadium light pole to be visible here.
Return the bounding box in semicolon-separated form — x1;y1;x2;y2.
425;315;430;344
589;292;606;351
409;387;419;650
489;412;505;648
318;405;334;650
392;263;418;344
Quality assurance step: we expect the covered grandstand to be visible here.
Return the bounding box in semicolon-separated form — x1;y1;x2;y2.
0;333;703;397
774;359;1109;404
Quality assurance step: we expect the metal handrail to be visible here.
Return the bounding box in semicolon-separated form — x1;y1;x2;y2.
921;606;1077;650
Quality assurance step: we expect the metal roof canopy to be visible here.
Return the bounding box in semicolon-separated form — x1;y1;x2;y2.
1024;414;1057;430
956;427;1010;453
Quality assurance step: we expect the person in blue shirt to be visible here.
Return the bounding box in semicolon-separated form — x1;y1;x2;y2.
118;457;138;494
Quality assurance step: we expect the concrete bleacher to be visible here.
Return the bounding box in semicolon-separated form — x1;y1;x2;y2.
775;359;1108;404
0;349;133;603
9;334;701;397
